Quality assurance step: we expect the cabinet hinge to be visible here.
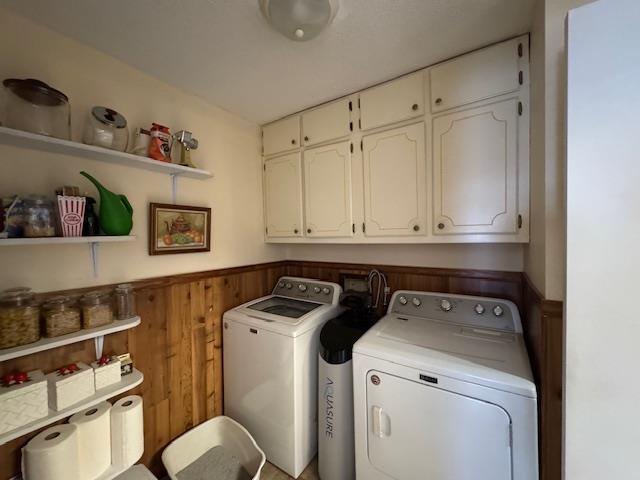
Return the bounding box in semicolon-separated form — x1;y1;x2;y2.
350;121;353;132
518;71;523;85
349;101;353;111
358;98;361;108
518;214;523;229
265;227;268;234
360;140;363;151
362;222;366;233
518;102;523;116
350;143;354;153
518;43;523;58
352;223;355;233
358;118;362;130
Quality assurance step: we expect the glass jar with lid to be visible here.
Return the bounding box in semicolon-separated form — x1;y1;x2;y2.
114;284;136;320
80;291;114;329
42;296;81;337
23;195;56;238
0;287;41;349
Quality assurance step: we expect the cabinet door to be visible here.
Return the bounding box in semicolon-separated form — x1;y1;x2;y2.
363;123;426;236
264;152;303;237
302;98;352;147
430;38;522;113
303;141;353;238
262;116;300;156
359;72;424;131
433;99;518;235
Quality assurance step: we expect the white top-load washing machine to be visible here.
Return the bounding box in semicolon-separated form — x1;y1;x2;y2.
223;277;343;479
353;290;538;480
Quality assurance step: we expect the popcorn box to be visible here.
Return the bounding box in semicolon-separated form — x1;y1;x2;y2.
46;362;95;411
57;195;85;237
0;370;48;434
91;356;122;390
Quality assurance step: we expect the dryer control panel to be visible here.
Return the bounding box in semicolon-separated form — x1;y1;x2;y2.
272;277;341;305
390;291;521;333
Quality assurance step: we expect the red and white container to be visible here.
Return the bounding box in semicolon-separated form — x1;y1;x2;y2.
56;195;85;237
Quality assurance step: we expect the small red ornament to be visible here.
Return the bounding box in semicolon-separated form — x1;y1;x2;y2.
67;363;79;372
98;355;111;366
14;372;28;383
1;374;15;386
2;372;29;386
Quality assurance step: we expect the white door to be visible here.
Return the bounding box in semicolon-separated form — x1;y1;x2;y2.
263;116;300;156
302;98;352;147
433;99;519;235
362;122;426;236
430;37;522;113
366;370;512;480
359;72;425;131
303;141;353;237
263;152;303;238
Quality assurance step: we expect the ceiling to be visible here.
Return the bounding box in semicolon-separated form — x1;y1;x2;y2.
3;0;535;124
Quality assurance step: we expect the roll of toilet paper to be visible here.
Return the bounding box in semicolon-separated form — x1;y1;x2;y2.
22;424;80;480
111;395;144;469
69;400;112;479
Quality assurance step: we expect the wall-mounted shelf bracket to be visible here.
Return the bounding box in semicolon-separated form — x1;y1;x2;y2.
94;335;105;359
170;173;178;204
90;241;100;277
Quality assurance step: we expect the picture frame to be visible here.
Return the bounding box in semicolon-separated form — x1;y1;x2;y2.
148;203;211;255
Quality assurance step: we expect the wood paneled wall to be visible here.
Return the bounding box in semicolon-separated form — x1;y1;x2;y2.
0;260;562;480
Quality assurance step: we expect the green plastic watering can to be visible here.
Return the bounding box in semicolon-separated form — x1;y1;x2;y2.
80;171;133;236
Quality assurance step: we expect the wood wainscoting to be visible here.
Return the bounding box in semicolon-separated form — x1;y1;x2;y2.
0;260;562;480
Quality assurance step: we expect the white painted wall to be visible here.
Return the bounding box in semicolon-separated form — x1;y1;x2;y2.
0;9;285;292
565;0;640;478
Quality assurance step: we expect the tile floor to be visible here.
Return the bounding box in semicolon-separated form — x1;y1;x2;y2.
261;458;318;480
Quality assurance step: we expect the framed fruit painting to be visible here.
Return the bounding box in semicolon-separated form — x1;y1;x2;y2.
149;203;211;255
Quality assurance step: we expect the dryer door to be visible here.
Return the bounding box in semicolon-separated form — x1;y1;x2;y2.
366;370;512;480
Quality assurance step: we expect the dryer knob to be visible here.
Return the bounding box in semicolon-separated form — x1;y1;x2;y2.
412;297;422;307
313;286;321;294
440;299;452;312
474;303;485;315
493;305;504;317
398;296;408;305
285;283;292;289
322;287;330;295
298;284;307;292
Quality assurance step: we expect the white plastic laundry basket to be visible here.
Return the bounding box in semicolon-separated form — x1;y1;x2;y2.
162;416;266;480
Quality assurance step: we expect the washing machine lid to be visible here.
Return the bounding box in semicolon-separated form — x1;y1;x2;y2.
355;313;536;397
246;296;323;321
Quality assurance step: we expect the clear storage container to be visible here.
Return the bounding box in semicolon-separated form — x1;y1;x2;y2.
23;195;56;238
80;291;113;329
114;284;136;320
0;287;41;349
42;296;81;337
82;106;129;152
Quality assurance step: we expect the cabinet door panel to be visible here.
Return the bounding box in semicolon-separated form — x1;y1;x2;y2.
363;123;426;236
302;98;351;147
360;73;425;131
433;99;518;235
303;141;353;237
263;116;300;156
430;38;521;113
264;152;303;237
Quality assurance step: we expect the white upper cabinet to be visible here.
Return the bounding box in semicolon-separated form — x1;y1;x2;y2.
264;152;303;237
302;98;352;147
359;72;425;131
303;141;353;238
262;116;300;156
363;123;426;237
433;99;519;235
430;38;522;113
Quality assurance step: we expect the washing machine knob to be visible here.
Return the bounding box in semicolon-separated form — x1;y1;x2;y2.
398;296;408;305
298;284;307;292
412;297;422;307
493;305;504;317
440;299;452;312
322;287;330;295
474;303;485;315
285;283;292;289
278;281;285;287
313;286;321;294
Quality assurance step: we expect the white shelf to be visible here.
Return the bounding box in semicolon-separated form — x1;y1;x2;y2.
0;235;136;247
0;368;143;445
0;316;141;362
0;126;213;180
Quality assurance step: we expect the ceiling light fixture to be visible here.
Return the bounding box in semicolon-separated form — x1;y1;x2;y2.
259;0;339;42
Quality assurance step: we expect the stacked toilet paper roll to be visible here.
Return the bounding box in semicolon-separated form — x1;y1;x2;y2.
111;395;144;469
22;424;80;480
69;401;112;479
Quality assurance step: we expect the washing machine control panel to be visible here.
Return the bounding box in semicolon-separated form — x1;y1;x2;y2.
390;291;519;332
272;277;340;304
